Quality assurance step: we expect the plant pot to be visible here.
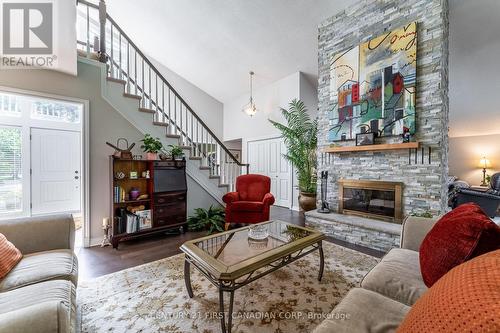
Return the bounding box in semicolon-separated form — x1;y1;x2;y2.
145;152;158;160
298;192;317;212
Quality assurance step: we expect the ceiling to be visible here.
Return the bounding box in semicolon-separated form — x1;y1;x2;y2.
104;0;357;103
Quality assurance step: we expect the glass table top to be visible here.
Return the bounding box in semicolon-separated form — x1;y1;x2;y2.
193;220;313;266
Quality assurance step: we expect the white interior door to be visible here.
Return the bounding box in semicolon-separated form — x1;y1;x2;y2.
268;138;291;207
31;128;81;215
248;137;292;208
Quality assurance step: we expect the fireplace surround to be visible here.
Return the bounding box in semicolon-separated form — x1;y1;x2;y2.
339;180;403;223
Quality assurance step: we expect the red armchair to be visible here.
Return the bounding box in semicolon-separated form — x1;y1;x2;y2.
222;174;275;227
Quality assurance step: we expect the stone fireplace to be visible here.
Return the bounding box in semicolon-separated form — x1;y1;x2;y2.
305;0;449;252
315;0;449;217
339;180;403;223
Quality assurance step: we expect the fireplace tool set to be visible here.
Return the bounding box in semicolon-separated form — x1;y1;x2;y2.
317;171;331;213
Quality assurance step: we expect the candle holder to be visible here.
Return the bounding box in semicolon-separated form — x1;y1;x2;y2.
101;218;111;247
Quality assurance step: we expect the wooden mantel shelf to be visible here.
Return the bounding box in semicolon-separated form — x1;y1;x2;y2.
322;141;420;153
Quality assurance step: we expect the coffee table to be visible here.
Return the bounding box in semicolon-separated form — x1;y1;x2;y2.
180;220;326;333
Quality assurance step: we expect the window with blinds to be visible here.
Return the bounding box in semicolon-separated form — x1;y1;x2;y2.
0;127;22;215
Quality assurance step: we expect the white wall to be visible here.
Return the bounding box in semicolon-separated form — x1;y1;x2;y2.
449;0;500;137
449;134;500;185
299;75;319;117
448;0;500;186
148;56;224;138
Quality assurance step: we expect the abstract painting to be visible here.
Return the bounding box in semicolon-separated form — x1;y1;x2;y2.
328;22;417;141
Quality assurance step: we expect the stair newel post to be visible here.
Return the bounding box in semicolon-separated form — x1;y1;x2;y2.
98;0;107;63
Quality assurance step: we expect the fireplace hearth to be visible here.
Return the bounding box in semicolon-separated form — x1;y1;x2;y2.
339;180;403;223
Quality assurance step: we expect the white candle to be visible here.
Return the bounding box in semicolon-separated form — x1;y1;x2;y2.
102;217;110;228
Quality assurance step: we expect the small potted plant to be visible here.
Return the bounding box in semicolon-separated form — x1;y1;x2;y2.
168;144;184;160
140;134;163;160
187;205;225;234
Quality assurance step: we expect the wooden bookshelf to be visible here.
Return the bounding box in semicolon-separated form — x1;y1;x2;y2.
109;156;187;248
322;141;419;153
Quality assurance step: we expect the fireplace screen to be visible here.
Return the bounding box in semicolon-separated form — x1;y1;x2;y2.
343;188;395;218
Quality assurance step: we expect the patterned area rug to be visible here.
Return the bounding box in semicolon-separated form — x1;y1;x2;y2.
78;242;379;333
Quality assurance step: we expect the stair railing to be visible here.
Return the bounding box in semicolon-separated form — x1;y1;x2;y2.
76;0;249;192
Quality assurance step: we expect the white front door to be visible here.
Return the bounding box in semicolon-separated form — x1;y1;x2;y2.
248;137;292;208
31;128;81;215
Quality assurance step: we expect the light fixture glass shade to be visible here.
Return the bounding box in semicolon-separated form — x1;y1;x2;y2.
479;157;491;168
242;71;258;117
242;101;257;116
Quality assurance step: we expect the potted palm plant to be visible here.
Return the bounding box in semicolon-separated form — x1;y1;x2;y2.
269;99;318;211
140;134;163;160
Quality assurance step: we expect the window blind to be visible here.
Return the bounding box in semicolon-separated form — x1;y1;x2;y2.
0;127;22;214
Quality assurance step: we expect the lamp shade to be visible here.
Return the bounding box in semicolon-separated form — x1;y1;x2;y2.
479;157;491;168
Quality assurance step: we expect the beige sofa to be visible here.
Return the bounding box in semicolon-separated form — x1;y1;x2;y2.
314;216;438;333
0;215;77;333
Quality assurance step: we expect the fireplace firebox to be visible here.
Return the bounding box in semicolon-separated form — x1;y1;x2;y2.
339;180;403;223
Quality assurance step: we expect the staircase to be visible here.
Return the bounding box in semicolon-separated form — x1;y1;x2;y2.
76;0;248;202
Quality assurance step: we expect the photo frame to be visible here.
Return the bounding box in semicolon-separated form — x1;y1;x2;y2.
226;149;241;163
356;132;375;146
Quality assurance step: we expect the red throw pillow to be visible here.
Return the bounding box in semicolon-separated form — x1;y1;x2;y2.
419;203;500;287
0;233;22;279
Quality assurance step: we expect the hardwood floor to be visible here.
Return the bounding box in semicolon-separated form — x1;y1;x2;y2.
76;206;383;280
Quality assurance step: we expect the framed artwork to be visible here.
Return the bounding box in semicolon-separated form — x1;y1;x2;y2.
226;149;241;163
356;132;375;146
328;22;417;141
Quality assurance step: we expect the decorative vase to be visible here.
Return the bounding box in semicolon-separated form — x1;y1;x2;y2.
299;192;317;212
129;188;140;201
145;152;158;160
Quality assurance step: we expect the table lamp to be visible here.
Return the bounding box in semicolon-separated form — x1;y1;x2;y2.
479;157;491;186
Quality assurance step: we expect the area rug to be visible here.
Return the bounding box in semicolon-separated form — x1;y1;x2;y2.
77;242;379;333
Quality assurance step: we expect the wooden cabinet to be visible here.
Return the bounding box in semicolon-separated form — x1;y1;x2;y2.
109;156;187;248
153;191;187;227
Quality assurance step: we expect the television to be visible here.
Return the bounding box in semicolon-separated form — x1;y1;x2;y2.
153;168;187;193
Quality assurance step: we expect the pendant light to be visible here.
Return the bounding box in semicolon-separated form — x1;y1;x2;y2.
242;71;258;117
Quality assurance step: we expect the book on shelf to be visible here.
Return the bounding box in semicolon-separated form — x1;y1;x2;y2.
125;214;139;233
136;210;152;230
113;186;126;203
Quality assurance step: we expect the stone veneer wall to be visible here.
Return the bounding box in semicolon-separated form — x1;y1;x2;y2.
317;0;449;216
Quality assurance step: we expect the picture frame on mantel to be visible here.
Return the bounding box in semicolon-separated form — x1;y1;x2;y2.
356;132;375;146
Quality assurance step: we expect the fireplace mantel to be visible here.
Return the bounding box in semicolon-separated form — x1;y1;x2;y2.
339;179;404;223
322;142;419;153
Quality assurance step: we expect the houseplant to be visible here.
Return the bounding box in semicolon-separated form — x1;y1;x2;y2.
140;134;163;160
269;99;318;211
168;144;184;160
187;205;225;234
